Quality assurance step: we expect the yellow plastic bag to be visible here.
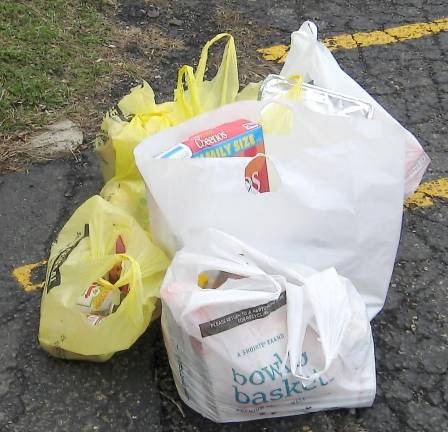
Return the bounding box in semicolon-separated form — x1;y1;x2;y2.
38;195;169;362
236;81;262;101
99;33;238;182
172;33;239;120
97;34;239;230
100;177;150;232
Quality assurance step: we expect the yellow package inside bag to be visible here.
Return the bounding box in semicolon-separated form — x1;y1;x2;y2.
39;195;169;362
96;34;239;230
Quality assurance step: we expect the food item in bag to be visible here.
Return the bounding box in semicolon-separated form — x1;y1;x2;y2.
108;235;126;283
76;235;130;324
156;120;271;193
108;235;130;296
156;119;265;159
86;314;104;326
77;283;117;315
198;270;245;289
39;195;170;361
161;230;376;422
259;74;374;119
245;154;270;193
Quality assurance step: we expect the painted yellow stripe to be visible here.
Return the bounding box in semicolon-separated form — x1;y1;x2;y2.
405;178;448;208
257;44;290;63
326;17;448;50
13;260;47;292
258;17;448;63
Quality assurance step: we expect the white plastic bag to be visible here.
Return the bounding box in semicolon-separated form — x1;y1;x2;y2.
135;98;405;319
280;21;430;198
161;230;376;422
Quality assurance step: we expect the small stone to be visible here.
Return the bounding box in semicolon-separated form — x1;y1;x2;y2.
427;390;442;406
169;18;182;26
361;403;400;432
385;380;413;402
443;375;448;403
147;8;160;18
0;372;13;398
406;401;448;431
421;345;447;374
29;120;83;158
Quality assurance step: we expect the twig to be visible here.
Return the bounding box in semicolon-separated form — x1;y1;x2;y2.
160;391;186;418
68;145;80;162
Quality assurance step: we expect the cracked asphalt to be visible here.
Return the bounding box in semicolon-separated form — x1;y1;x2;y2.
1;0;447;431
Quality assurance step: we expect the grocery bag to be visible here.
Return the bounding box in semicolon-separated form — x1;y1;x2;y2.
280;21;430;197
97;34;239;229
161;230;376;422
135;99;406;319
39;196;169;361
98;33;238;181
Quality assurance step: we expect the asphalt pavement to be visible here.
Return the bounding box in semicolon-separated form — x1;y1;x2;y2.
1;0;447;431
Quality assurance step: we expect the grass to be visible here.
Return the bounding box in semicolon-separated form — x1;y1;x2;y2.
0;0;112;136
0;0;269;173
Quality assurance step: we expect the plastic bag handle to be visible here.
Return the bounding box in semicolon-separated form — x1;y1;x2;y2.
302;21;318;39
259;99;301;135
174;33;238;119
282;268;352;381
195;33;236;83
94;253;145;326
175;251;284;297
196;33;239;107
112;253;144;324
174;65;203;118
285;74;304;99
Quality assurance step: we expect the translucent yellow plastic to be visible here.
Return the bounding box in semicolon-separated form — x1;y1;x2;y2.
97;34;239;230
260;75;303;134
38;196;169;362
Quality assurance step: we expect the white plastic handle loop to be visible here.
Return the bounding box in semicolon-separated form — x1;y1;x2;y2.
176;252;284;296
281;268;352;381
301;21;318;39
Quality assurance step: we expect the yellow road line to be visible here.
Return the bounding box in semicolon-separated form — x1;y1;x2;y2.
258;17;448;63
405;178;448;208
12;260;47;292
257;44;290;63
